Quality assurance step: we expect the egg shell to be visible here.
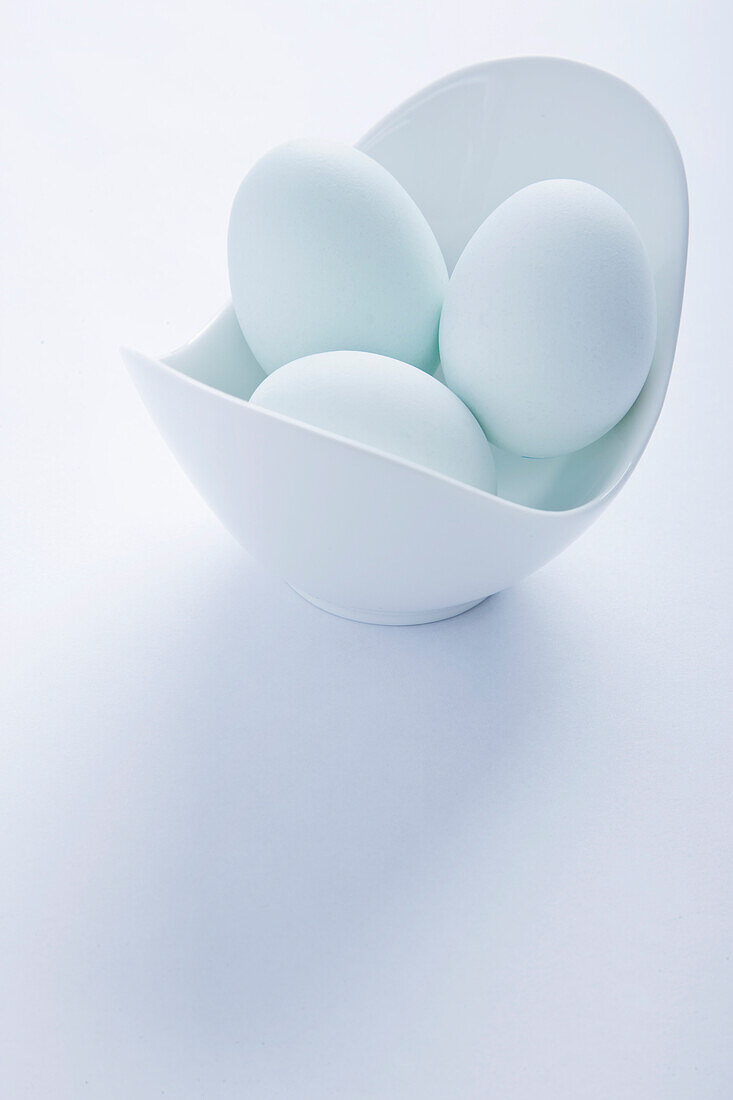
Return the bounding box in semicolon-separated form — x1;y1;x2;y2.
228;141;448;376
249;350;497;494
439;179;658;458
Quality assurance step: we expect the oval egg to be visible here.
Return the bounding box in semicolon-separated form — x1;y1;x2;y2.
439;179;658;458
249;350;497;494
228;141;448;375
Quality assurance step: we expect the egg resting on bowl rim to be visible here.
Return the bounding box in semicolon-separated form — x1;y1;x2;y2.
249;350;497;494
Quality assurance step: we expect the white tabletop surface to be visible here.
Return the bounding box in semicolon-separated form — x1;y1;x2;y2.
2;1;731;1097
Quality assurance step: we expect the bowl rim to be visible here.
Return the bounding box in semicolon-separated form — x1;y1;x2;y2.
124;342;637;520
358;54;689;192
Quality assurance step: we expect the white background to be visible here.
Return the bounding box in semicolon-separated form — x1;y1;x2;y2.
2;1;731;1097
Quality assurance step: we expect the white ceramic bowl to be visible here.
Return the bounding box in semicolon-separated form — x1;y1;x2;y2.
122;58;688;625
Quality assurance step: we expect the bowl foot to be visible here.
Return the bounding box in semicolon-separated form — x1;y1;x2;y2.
289;586;489;625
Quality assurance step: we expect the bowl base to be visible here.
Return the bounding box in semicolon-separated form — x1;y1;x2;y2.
289;586;489;625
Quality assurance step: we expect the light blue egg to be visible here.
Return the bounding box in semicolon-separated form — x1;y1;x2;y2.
440;180;658;459
228;141;448;375
249;351;497;494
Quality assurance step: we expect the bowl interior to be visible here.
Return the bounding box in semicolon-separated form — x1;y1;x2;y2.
358;58;688;510
165;58;687;513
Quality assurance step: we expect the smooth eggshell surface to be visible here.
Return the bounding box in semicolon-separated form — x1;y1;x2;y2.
439;179;658;458
228;141;448;375
249;350;497;494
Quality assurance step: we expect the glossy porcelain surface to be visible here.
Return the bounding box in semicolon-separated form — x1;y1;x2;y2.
122;58;688;624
